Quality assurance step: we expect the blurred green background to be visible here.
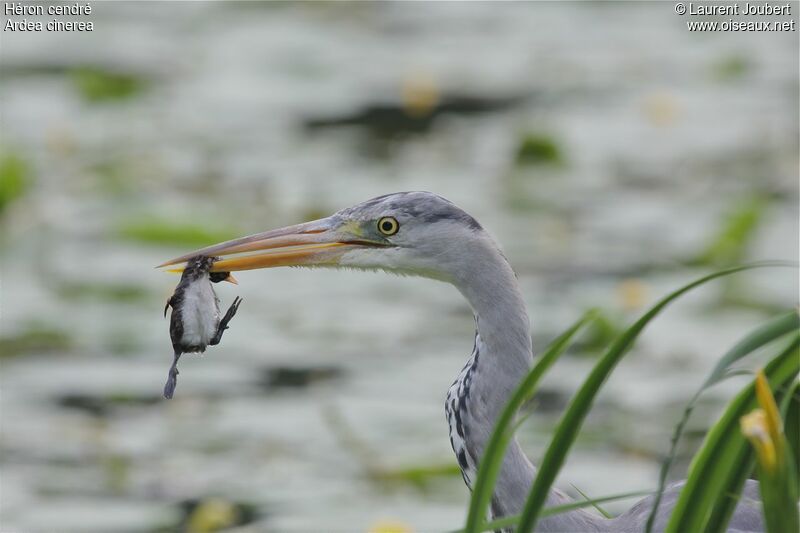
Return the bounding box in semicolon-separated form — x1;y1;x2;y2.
1;2;797;532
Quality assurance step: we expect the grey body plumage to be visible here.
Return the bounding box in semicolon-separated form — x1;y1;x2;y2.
158;192;765;531
163;256;242;399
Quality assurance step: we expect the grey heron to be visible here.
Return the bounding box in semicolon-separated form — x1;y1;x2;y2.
159;191;764;532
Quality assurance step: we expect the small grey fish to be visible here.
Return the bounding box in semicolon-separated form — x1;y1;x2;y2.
163;256;243;399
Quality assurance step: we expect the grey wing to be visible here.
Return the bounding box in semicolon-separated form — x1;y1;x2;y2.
169;307;184;352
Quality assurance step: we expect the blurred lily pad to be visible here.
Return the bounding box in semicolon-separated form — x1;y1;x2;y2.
371;462;461;490
117;219;240;248
515;133;564;166
695;196;766;266
259;365;343;390
0;322;72;357
0;152;32;214
714;292;789;315
70;67;147;103
103;329;144;356
88;158;136;195
713;54;751;81
522;387;569;413
103;454;131;494
56;281;150;304
304;91;526;139
368;520;414;533
179;498;260;533
57;392;162;417
571;309;625;355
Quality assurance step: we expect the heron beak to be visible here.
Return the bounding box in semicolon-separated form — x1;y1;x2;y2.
157;217;381;273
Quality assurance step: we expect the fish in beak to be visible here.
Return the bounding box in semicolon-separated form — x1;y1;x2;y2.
163;255;243;399
157;216;386;273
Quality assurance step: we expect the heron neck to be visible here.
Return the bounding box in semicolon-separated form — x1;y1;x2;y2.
452;247;599;529
452;247;533;427
451;249;537;513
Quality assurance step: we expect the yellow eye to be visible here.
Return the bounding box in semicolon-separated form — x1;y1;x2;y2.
377;216;399;236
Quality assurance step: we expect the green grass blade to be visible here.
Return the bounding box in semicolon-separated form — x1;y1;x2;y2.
782;381;800;495
747;377;799;533
757;461;800;533
704;311;799;387
664;335;800;533
571;484;613;519
514;264;779;533
452;490;651;533
702;445;758;533
539;490;651;518
705;360;799;533
645;310;800;533
462;310;598;533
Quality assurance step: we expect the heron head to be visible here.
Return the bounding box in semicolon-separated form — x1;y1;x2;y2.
158;192;491;284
